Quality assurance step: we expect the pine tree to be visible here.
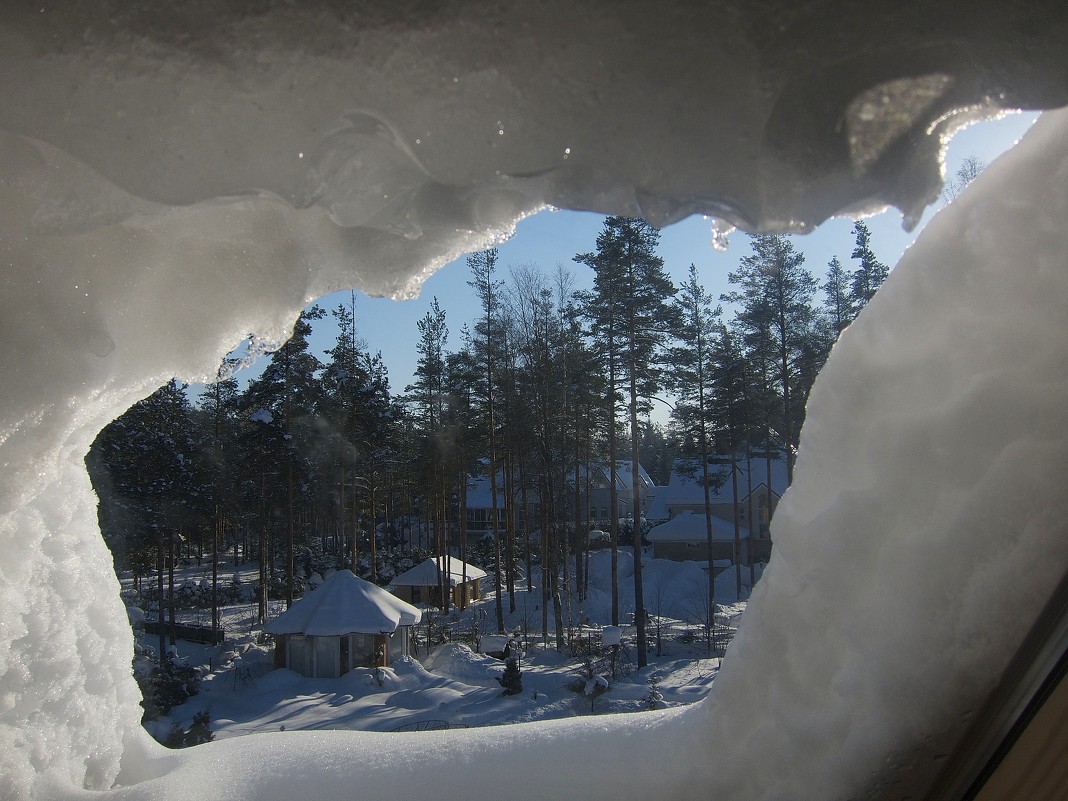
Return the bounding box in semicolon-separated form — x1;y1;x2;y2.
576;217;677;669
467;249;507;633
241;305;325;607
406;298;449;583
321;296;398;582
320;295;370;574
710;324;754;598
723;234;817;485
354;353;396;583
668;264;725;618
198;364;240;641
443;335;482;602
90;379;203;657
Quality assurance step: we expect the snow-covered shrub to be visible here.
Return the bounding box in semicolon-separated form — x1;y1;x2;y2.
569;654;610;713
645;675;667;711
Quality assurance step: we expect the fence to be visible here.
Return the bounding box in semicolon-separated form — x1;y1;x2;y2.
144;620;225;645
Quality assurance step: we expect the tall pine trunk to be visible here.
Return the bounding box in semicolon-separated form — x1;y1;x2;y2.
628;375;647;668
607;379;619;626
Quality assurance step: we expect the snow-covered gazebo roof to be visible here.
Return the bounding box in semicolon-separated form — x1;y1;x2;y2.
646;510;750;543
390;556;487;588
263;570;421;636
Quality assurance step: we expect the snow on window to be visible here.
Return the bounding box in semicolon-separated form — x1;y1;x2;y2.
1;6;1067;801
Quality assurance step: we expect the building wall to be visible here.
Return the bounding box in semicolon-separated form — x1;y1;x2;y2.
665;486;778;563
391;580;482;610
274;631;402;678
464;506;532;540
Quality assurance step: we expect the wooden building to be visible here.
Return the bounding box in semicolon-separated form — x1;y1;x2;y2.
389;556;487;610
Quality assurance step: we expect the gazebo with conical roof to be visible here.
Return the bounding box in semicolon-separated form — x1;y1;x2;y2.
264;569;421;678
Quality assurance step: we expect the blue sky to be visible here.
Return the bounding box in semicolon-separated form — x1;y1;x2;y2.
222;111;1039;406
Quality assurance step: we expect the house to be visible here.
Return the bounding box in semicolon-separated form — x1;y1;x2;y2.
646;456;788;563
645;510;750;567
264;569;421;678
459;460;656;540
576;460;656;526
463;473;533;540
389;556;487;610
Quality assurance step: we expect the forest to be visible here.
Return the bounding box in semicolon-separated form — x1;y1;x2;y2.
88;216;889;666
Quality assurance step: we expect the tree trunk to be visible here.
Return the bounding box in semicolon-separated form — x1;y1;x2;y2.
629;383;648;669
168;534;177;652
211;509;220;642
607;387;619;626
157;532;165;662
504;452;516;613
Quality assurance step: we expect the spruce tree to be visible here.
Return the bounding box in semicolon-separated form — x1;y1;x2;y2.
849;221;888;313
822;255;853;335
497;656;523;696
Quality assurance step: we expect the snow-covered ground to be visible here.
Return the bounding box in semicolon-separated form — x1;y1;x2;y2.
128;550;751;742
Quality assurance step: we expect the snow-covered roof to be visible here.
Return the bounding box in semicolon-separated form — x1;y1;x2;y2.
464;475;508;510
611;461;655;490
576;461;655;491
390;556;487;588
646;510;750;543
646;457;788;519
263;570;421;636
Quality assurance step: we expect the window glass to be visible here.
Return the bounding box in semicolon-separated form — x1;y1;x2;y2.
287;636;310;676
315;636;339;678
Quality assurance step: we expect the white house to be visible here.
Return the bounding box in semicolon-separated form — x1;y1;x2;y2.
576;460;656;525
264;569;421;678
463;472;532;539
646;456;788;563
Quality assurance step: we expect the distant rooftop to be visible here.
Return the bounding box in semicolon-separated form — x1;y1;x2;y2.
646;457;788;519
390;556;487;588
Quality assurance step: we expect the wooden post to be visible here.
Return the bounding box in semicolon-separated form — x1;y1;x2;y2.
373;634;388;666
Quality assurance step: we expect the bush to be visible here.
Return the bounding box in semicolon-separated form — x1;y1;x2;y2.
164;710;214;748
137;657;201;721
497;657;523;696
